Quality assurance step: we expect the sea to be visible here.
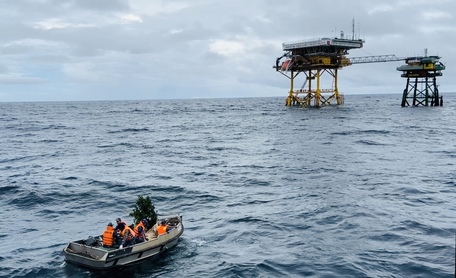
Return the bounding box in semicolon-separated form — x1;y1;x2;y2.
0;94;455;278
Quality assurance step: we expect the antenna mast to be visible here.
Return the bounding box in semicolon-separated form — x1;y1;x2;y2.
352;18;355;40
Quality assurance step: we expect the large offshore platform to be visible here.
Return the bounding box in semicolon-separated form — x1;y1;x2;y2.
274;32;364;107
274;27;445;107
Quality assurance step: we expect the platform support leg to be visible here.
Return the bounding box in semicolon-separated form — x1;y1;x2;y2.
401;75;443;107
433;76;440;106
315;70;321;108
401;78;410;107
285;71;295;106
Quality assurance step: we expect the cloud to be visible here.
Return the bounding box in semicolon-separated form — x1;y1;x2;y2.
32;18;95;30
367;4;393;15
418;25;456;34
119;14;143;23
129;1;196;16
422;11;452;20
209;40;245;57
62;62;102;82
31;12;143;31
0;0;455;102
0;75;45;84
1;39;67;55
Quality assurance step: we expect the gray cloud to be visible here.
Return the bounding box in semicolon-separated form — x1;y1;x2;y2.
0;0;454;101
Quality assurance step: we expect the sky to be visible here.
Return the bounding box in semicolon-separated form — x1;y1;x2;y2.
0;0;455;102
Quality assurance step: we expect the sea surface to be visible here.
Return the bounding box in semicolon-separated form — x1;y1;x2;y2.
0;94;455;278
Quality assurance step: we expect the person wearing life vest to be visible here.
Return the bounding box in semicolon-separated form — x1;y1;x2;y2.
134;219;147;243
157;220;169;236
102;222;115;247
119;225;136;249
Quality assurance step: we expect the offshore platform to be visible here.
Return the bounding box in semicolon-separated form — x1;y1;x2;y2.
397;51;445;107
274;32;364;107
274;28;445;107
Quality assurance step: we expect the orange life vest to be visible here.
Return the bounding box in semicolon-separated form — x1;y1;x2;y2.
134;222;146;235
121;226;136;241
157;224;168;235
102;226;115;246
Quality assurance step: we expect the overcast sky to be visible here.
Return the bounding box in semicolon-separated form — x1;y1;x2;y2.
0;0;454;102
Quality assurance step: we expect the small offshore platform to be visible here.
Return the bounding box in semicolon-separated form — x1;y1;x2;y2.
397;51;445;107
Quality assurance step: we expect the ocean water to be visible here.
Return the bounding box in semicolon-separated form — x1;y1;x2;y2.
0;94;455;278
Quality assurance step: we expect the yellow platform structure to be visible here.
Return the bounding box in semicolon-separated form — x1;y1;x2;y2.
274;36;364;107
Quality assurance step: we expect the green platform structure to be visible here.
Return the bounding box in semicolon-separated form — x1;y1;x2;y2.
397;54;445;107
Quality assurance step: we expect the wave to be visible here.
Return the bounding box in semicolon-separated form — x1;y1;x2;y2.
107;127;151;134
0;185;20;194
8;190;55;208
331;129;391;136
354;139;387;146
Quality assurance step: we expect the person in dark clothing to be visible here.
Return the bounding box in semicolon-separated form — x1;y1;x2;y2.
115;217;126;231
112;228;123;248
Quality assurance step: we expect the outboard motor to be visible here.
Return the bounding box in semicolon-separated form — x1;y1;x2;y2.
84;236;98;246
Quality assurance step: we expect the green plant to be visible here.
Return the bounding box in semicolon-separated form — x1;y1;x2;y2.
129;195;157;230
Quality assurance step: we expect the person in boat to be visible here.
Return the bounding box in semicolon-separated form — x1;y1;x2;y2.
157;220;169;236
113;228;123;248
134;219;147;243
115;217;127;231
119;225;136;249
101;222;115;247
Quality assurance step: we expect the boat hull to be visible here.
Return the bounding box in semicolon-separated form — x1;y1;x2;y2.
64;215;183;270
